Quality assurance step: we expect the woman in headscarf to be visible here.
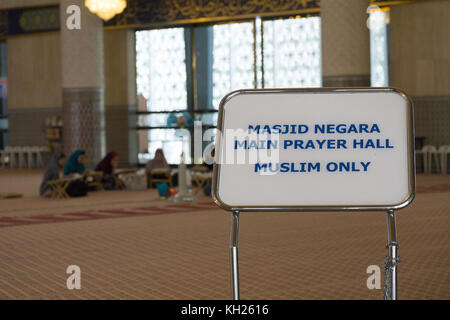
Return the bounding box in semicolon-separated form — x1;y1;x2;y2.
63;149;86;177
95;151;121;190
63;150;89;197
146;148;176;187
39;152;66;197
146;148;170;172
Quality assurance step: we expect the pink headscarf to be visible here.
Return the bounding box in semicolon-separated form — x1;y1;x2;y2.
95;152;119;175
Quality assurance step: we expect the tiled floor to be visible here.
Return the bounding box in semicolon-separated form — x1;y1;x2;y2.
0;170;449;300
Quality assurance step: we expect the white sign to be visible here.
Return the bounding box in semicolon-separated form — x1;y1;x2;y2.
212;88;415;211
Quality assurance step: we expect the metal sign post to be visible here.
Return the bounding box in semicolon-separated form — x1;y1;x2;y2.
212;88;415;300
228;209;402;300
230;210;240;300
384;209;400;300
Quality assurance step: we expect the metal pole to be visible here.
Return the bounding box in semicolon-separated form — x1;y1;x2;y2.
385;209;399;300
230;210;240;300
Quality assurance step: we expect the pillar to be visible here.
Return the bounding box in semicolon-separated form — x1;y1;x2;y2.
60;0;105;167
104;29;138;167
390;0;450;149
321;0;371;87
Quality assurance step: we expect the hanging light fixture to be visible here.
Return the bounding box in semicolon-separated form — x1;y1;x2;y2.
85;0;127;21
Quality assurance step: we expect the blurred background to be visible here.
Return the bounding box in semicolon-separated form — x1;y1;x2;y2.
0;0;447;170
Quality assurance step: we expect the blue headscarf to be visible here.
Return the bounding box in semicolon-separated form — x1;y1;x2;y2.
63;150;86;176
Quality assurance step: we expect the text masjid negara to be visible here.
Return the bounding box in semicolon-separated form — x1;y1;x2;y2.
232;123;394;174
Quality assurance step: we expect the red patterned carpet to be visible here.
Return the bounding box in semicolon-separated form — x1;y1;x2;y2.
0;201;215;228
0;170;449;300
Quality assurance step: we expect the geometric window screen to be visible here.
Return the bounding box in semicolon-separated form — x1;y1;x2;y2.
136;17;323;163
136;28;187;111
263;16;322;88
212;22;255;109
370;9;390;87
212;17;322;110
136;28;190;164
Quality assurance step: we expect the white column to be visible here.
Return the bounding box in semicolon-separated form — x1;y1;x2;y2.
60;0;105;167
321;0;370;86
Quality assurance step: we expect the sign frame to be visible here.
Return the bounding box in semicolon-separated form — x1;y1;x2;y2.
212;87;415;212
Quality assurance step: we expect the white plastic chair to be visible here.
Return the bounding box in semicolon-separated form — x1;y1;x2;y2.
416;145;440;174
23;146;45;168
4;146;13;168
27;146;36;168
18;146;27;168
438;145;450;174
8;146;18;168
0;147;8;168
35;146;45;168
8;146;27;168
26;146;34;168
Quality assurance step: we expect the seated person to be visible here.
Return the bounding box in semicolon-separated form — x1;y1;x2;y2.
146;148;169;172
39;152;66;197
146;148;177;187
64;149;86;177
95;151;122;190
63;149;88;197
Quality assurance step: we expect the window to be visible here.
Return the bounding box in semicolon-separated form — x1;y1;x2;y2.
136;28;187;111
212;22;254;109
143;128;191;165
370;9;390;87
211;16;322;109
136;28;191;164
262;17;321;88
136;16;322;164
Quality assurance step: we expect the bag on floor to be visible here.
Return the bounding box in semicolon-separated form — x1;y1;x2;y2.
66;180;88;197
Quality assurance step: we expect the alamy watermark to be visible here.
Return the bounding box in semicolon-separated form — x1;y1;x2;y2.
66;265;81;290
66;5;81;30
366;265;381;290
